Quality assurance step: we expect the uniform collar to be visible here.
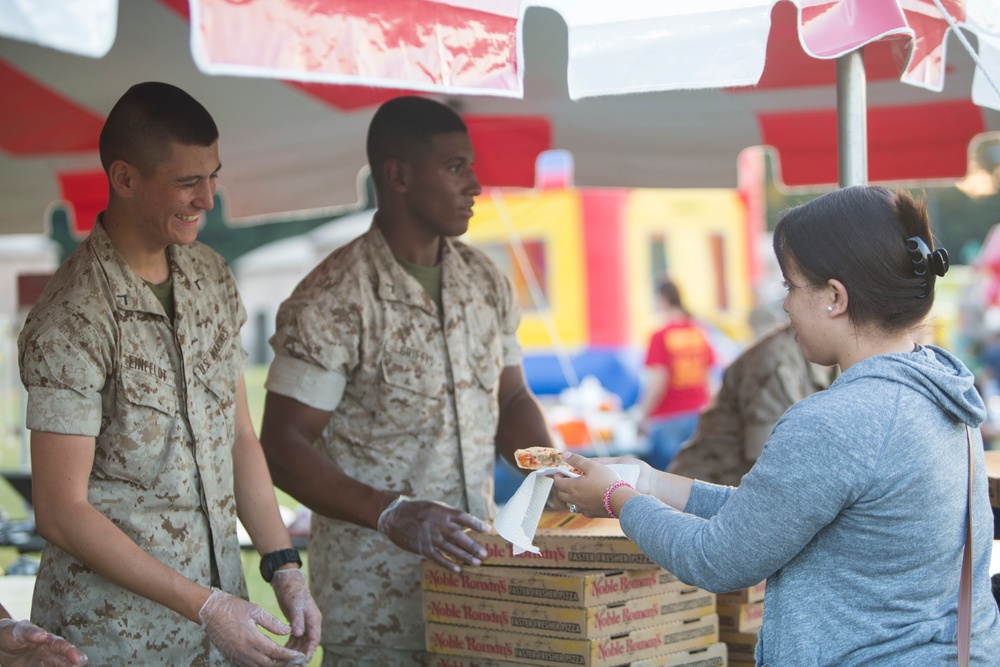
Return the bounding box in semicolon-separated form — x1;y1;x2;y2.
89;218;161;315
368;224;467;313
90;215;204;318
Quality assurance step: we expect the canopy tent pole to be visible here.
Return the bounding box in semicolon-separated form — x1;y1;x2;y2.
837;49;868;187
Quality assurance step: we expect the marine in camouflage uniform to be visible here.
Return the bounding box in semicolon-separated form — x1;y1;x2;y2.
267;225;517;662
668;323;833;486
17;81;319;667
18;220;246;665
260;96;554;667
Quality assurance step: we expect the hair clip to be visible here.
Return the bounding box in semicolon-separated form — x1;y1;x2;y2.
905;236;949;298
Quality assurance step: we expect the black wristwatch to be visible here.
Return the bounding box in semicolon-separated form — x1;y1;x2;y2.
259;548;302;583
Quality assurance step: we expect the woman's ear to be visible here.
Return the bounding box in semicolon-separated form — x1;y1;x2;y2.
827;278;849;316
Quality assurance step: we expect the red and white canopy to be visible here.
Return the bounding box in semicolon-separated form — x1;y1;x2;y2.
1;0;999;233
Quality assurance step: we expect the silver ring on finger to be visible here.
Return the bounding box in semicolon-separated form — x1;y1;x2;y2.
568;504;578;514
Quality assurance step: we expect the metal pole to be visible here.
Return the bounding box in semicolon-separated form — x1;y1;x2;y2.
836;49;868;187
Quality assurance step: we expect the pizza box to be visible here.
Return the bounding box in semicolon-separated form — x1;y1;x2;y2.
715;581;765;606
422;561;684;608
426;641;729;667
631;642;728;667
986;450;1000;509
715;601;763;634
720;631;758;664
426;615;719;667
474;511;658;569
422;586;716;639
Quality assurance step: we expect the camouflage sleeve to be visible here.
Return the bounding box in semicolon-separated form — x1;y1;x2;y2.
739;362;802;461
18;308;110;437
497;270;522;368
266;298;354;411
224;262;249;375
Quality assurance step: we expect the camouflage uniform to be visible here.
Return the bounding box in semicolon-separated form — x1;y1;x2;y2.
267;225;520;663
668;323;832;486
18;220;248;666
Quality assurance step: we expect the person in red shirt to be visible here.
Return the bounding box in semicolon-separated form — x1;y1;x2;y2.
636;278;716;470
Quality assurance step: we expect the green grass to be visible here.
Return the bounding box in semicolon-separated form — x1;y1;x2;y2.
0;382;29;524
2;381;31;573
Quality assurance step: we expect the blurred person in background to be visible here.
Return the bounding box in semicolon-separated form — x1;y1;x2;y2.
635;277;716;471
668;322;833;486
975;308;1000;449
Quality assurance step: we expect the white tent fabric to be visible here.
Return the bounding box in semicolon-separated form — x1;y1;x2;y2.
1;0;999;234
0;0;117;58
10;1;996;103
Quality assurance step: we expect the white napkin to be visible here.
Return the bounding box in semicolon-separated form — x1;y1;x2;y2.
493;464;640;555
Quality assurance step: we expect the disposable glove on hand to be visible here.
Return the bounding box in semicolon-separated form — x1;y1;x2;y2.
198;588;308;666
270;568;321;659
0;618;88;667
377;497;490;572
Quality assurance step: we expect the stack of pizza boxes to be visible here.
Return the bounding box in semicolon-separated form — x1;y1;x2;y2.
716;581;765;665
422;511;727;666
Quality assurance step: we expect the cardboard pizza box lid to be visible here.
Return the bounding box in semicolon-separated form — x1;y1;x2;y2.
425;641;729;667
426;614;719;667
474;511;658;569
716;601;763;634
422;587;716;639
715;581;766;605
422;560;684;608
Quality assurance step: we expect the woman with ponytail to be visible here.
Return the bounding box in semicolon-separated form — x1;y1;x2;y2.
555;186;1000;665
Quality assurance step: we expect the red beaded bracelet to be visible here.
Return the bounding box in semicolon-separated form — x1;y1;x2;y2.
603;479;634;519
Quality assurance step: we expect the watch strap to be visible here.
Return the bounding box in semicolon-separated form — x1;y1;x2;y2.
259;548;302;583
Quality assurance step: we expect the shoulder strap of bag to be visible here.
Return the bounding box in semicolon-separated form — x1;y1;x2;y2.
958;425;974;667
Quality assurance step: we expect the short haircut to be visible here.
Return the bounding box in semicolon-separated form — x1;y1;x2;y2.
99;82;218;175
365;96;467;189
772;185;936;332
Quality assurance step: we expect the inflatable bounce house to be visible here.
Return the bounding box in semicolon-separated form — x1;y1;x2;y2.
467;166;756;412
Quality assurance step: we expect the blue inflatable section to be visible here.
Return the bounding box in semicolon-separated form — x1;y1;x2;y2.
522;347;643;408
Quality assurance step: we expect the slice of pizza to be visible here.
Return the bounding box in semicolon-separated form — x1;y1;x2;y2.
514;446;577;472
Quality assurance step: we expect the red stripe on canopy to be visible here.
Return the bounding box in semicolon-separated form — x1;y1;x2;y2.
759;100;984;186
58;170;107;235
0;60;104;155
158;0;188;19
465;116;551;188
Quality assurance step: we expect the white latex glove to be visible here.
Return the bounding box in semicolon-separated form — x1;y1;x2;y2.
270;568;321;659
377;496;489;572
198;588;308;666
0;618;88;666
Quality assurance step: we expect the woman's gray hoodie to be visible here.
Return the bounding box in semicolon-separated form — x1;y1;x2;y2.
620;345;1000;665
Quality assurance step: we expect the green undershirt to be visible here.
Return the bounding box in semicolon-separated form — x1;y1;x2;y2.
144;276;175;320
395;256;442;311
